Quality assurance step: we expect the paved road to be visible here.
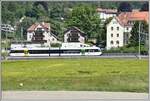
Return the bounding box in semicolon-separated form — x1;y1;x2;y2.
2;91;149;100
2;55;148;60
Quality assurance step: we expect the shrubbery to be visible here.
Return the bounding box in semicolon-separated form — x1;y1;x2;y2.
51;43;61;47
1;51;9;60
103;45;148;55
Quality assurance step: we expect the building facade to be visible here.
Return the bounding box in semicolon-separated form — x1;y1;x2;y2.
96;8;118;22
27;22;60;47
64;27;86;43
106;11;148;50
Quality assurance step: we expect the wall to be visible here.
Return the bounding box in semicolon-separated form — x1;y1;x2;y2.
106;18;124;50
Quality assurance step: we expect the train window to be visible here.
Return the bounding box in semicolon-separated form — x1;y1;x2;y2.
50;50;62;54
29;50;49;54
10;50;24;53
86;49;99;52
62;49;80;54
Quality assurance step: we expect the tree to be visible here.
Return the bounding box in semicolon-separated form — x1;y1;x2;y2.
96;34;101;46
140;2;149;11
49;2;64;20
129;21;148;46
33;1;49;12
66;4;101;38
117;2;132;13
20;17;36;39
100;17;113;47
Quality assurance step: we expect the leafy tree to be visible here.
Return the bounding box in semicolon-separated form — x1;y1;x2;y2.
100;17;113;47
117;2;132;12
66;4;101;38
129;21;148;46
1;1;147;42
140;2;149;11
48;19;65;40
32;4;48;20
96;34;101;46
49;2;64;20
20;17;36;39
33;1;49;12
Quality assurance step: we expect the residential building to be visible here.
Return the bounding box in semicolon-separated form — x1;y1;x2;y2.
106;11;148;50
27;22;60;47
96;8;118;22
64;26;87;43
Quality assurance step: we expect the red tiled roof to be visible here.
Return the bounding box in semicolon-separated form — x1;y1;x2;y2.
116;11;149;26
27;22;50;32
96;8;117;14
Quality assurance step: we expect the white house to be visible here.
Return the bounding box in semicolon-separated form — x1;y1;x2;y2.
27;22;60;47
64;26;87;43
106;11;149;50
96;8;118;22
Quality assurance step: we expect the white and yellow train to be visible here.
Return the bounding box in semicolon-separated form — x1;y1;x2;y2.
9;43;102;56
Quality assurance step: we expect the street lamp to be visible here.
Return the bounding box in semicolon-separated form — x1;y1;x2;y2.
1;24;14;51
138;21;141;59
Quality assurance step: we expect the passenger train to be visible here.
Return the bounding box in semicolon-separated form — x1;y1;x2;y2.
9;43;102;56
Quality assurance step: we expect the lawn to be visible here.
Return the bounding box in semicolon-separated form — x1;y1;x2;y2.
2;58;149;92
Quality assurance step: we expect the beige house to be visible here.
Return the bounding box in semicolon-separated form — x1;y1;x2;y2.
64;26;87;43
106;11;149;50
27;22;60;47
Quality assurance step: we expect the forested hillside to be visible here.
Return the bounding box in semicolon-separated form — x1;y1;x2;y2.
1;1;146;40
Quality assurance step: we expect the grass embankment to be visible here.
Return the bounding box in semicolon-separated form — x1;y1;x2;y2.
2;58;148;92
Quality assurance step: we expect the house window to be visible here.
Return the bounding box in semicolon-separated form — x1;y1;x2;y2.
111;33;113;37
52;38;55;41
117;33;119;37
117;27;119;31
126;33;129;38
29;35;32;38
111;27;113;30
110;41;113;44
116;40;119;44
126;27;129;30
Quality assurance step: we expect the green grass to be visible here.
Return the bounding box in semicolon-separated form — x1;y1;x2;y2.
2;58;149;92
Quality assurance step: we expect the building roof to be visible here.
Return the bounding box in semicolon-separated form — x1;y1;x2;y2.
27;22;50;32
64;26;86;36
96;8;118;14
116;11;149;26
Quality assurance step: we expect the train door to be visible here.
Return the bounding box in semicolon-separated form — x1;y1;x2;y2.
24;49;29;56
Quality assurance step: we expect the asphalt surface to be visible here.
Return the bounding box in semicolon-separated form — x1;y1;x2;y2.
2;55;148;60
2;91;149;100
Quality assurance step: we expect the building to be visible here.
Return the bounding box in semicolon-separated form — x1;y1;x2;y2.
64;26;87;43
27;22;60;46
106;11;148;50
96;8;118;22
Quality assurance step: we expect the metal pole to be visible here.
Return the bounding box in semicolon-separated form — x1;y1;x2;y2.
21;27;23;42
5;31;7;51
138;22;141;59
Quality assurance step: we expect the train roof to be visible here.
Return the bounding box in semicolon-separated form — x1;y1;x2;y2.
11;46;100;50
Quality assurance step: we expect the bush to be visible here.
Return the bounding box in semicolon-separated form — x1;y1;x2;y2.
51;43;61;47
140;45;148;55
103;48;121;53
103;45;148;55
1;51;9;60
